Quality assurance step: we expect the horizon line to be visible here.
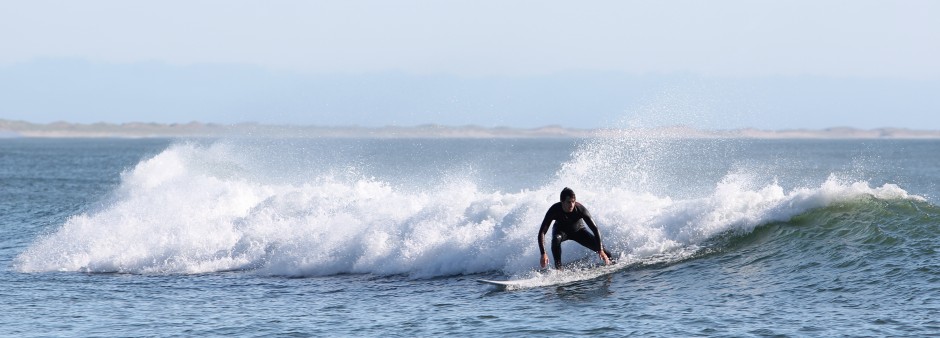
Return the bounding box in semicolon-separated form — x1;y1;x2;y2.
2;119;940;139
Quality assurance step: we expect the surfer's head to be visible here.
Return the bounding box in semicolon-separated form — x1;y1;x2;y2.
560;187;576;212
560;187;575;202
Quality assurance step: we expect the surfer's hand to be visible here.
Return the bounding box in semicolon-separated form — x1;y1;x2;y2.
540;253;549;268
599;250;611;265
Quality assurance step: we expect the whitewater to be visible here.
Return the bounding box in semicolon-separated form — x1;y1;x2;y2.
4;136;938;336
13;137;921;277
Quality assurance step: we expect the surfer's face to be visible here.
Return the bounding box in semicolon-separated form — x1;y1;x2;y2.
562;196;576;213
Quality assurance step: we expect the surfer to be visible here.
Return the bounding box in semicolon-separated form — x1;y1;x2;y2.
537;187;612;269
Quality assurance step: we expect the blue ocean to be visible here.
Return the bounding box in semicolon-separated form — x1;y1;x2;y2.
2;136;938;336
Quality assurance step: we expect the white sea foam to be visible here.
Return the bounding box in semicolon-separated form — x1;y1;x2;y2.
14;140;921;277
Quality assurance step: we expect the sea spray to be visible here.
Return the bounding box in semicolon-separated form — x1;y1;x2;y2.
15;138;924;277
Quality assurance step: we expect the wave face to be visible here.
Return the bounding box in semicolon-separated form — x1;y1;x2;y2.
14;137;929;277
706;195;940;311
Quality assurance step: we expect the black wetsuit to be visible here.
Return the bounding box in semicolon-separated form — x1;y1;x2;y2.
537;202;611;268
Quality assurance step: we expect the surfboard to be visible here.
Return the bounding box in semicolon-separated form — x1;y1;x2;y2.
477;260;629;290
476;278;532;288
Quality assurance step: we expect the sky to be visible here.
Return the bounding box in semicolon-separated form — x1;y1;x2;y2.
1;0;938;130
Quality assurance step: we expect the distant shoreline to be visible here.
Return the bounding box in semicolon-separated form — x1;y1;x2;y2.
2;119;940;139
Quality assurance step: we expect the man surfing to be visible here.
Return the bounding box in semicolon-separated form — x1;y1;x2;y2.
537;187;612;269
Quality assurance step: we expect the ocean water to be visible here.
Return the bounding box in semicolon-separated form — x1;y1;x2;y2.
2;136;938;337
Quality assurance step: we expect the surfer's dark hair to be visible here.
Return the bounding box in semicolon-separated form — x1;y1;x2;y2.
560;187;576;201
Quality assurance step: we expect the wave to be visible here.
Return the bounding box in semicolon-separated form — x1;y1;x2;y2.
696;195;940;304
14;139;927;277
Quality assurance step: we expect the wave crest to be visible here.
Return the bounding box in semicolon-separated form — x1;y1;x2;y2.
14;140;924;277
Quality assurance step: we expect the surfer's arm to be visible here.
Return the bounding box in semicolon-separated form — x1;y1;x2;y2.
584;216;611;264
537;214;553;268
584;216;603;250
537;216;552;255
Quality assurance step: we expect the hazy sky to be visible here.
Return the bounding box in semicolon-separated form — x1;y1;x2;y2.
1;0;938;129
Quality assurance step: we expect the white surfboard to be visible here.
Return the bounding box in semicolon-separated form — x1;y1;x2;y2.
477;260;629;290
476;278;533;288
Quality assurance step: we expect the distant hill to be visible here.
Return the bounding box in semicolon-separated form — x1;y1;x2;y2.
2;119;939;139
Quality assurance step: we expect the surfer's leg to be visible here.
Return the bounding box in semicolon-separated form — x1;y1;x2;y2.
569;229;613;260
551;232;568;269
